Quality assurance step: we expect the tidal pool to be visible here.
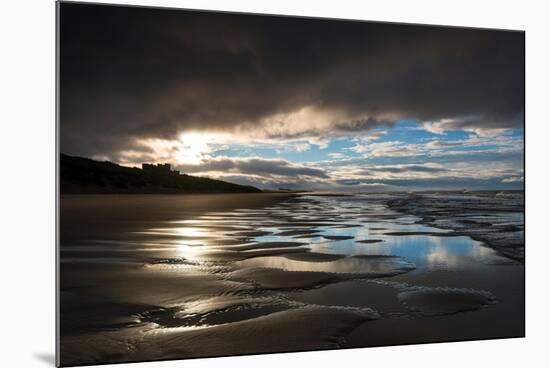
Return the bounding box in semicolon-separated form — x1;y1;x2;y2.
59;193;524;366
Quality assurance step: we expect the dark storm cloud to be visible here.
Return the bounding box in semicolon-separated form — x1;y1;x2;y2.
367;165;448;174
175;157;330;178
427;140;465;148
336;179;362;186
210;175;309;190
59;2;524;158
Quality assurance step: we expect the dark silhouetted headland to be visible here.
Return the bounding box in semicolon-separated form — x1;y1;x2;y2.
60;154;262;194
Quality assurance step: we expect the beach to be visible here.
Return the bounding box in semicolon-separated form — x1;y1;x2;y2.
59;192;524;366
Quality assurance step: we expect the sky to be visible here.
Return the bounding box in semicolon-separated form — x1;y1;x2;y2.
59;2;524;191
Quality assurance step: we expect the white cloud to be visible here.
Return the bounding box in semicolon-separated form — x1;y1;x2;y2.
328;152;346;159
502;176;524;183
351;140;421;157
293;142;311;152
422;116;515;137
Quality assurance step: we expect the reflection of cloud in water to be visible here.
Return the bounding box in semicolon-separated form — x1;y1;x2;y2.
424;237;504;270
60;193;524;365
425;244;460;269
137;198;505;271
234;255;413;275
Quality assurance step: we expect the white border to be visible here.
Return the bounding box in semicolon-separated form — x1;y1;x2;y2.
2;0;548;367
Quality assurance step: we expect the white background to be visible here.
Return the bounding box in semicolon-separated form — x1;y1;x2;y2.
0;0;548;367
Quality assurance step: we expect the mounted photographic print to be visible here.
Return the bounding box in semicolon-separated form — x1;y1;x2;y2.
57;1;525;366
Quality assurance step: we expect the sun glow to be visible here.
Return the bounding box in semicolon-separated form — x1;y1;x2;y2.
177;131;227;165
117;131;234;168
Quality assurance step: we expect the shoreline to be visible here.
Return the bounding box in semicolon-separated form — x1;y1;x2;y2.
60;192;300;196
386;193;525;262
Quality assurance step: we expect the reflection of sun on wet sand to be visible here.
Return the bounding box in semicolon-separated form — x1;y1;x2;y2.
61;305;379;365
60;192;524;366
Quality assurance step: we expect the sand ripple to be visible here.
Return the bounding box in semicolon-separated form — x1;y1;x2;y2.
397;287;497;316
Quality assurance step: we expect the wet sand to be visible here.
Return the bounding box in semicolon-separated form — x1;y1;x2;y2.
59;192;524;366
